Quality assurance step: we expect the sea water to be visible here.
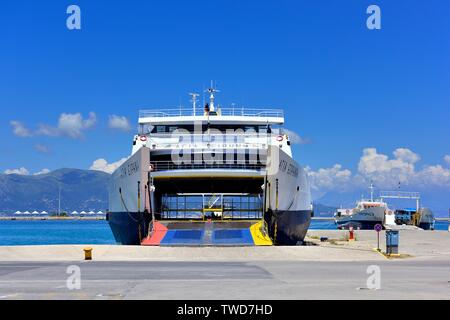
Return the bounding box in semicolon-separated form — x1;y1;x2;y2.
0;220;116;246
0;219;448;246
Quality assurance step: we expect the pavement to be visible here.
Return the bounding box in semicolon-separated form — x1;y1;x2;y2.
0;260;449;299
0;230;449;299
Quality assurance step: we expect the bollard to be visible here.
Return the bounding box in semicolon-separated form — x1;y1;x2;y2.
349;226;355;241
84;247;93;260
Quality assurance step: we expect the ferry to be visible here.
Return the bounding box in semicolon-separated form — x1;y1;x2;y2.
379;191;435;230
394;208;435;230
335;184;390;230
107;86;313;246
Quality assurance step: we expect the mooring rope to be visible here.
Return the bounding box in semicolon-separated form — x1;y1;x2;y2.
119;187;141;223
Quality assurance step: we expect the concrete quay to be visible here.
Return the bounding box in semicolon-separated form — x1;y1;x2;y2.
0;229;448;262
0;230;448;300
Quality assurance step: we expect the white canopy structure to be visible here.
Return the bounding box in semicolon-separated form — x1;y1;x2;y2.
32;211;39;214
88;210;95;215
40;211;48;215
80;211;87;214
97;211;104;214
71;211;79;215
14;211;22;215
23;211;31;215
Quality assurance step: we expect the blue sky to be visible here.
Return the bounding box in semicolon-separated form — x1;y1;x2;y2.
1;1;450;208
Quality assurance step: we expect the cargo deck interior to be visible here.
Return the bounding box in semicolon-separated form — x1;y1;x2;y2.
142;176;271;246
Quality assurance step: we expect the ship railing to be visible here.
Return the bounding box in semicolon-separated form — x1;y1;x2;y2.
139;107;284;119
150;160;265;172
148;132;277;137
147;132;277;140
379;191;421;199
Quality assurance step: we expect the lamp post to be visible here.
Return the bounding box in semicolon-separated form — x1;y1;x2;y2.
58;184;61;216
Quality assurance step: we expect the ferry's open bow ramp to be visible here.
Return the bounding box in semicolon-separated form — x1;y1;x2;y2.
141;221;273;246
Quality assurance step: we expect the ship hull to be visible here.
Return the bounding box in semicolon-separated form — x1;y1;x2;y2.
336;219;381;230
108;145;313;245
335;207;385;230
266;209;312;245
419;222;434;230
107;211;151;245
108;210;312;245
419;208;435;230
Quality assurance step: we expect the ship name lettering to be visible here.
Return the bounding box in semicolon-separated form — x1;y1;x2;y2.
120;161;139;177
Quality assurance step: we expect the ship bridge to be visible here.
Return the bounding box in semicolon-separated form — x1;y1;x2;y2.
139;86;283;126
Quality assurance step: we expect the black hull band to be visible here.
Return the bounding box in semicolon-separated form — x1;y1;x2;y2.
109;210;312;246
419;222;434;230
266;209;312;245
336;220;382;230
107;211;151;245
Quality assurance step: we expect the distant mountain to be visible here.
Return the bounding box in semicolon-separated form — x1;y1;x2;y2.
0;169;110;213
312;203;337;217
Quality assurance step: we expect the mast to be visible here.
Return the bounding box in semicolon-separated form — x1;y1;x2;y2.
189;93;199;116
369;182;374;202
206;80;220;112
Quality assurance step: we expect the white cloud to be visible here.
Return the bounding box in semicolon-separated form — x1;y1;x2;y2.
89;157;128;174
36;124;58;137
306;164;352;191
393;148;421;164
445;155;450;166
37;112;97;139
416;165;450;187
10;121;32;137
108;115;132;131
307;148;450;196
34;144;50;153
3;167;52;175
34;168;50;175
357;148;418;188
4;167;30;175
284;129;310;144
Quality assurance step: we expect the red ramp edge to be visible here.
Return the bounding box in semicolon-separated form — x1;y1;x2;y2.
141;221;168;246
